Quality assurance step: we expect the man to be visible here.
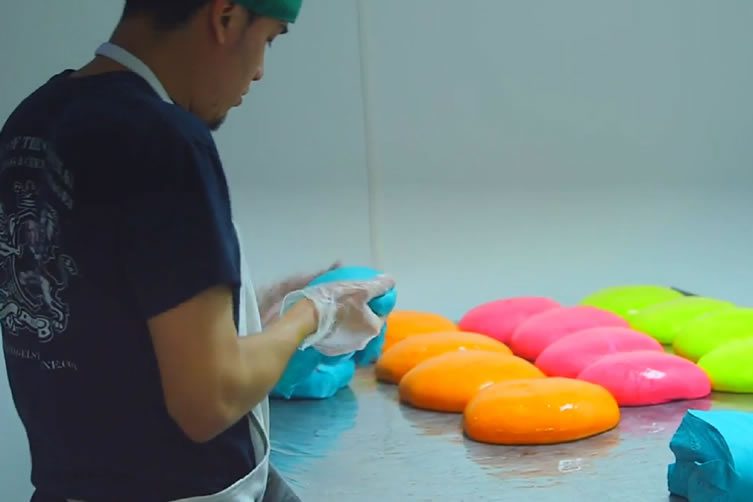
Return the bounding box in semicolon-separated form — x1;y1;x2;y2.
0;1;394;500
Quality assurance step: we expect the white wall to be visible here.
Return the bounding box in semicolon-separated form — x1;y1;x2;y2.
214;0;374;288
2;0;753;499
361;0;753;318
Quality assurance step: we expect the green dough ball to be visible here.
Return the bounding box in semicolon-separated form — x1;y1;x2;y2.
698;338;753;393
673;307;753;362
579;285;683;320
629;297;736;345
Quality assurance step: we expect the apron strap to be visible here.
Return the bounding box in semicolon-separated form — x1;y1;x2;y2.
95;42;172;103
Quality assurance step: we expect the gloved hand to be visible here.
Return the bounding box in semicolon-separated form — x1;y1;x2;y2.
257;261;341;327
280;275;396;356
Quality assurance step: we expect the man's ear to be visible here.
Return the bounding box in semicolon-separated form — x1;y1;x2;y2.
208;0;242;45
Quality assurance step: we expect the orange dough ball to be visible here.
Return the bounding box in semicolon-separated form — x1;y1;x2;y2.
376;331;512;384
398;350;544;412
383;310;459;352
463;377;620;445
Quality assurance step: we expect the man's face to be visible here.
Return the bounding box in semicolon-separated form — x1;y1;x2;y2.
197;3;287;130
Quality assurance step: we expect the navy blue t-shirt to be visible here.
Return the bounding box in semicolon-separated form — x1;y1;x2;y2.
0;70;254;501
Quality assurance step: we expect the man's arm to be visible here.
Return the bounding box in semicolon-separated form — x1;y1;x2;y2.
148;284;317;443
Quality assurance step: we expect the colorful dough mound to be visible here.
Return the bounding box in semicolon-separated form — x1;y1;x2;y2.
398;350;544;413
535;327;664;378
383;310;459;352
672;307;753;362
509;306;629;361
375;331;511;384
629;296;735;345
579;285;683;320
697;338;753;393
458;297;561;344
463;377;620;445
577;351;711;406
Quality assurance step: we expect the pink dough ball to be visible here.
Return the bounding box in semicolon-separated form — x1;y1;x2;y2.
509;306;629;361
577;351;711;406
535;327;664;378
458;297;560;344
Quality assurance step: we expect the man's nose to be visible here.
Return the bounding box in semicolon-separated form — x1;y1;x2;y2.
253;66;264;81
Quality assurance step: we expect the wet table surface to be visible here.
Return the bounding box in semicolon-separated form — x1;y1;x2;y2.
269;369;753;502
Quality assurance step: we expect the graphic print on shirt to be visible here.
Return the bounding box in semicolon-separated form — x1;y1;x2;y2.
0;136;78;344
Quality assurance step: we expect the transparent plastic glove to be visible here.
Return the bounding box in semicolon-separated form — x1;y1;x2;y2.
258;261;342;327
280;275;396;356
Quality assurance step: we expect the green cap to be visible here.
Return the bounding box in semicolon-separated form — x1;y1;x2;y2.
237;0;303;23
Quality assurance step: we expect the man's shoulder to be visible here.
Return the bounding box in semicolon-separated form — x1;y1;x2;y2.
2;70;216;155
134;90;216;151
1;71;227;203
89;73;217;153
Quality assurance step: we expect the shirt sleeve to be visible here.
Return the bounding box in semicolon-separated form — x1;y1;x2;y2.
116;128;241;321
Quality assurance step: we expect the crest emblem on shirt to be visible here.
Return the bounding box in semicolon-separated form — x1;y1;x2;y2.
0;137;78;343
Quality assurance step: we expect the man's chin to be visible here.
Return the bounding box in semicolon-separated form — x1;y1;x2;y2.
207;114;227;132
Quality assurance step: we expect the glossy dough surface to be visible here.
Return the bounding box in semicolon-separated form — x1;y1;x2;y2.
376;331;511;384
629;296;735;345
458;297;560;344
580;285;683;320
535;327;664;378
672;307;753;362
398;350;544;412
383;310;459;352
577;351;711;406
463;377;620;445
697;338;753;393
509;306;629;361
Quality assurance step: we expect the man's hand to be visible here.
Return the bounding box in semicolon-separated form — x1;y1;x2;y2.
257;261;341;327
286;275;396;356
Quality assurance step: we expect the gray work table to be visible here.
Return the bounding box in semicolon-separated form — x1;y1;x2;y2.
269;369;753;502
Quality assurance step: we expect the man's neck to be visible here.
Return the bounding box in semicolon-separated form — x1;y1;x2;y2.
73;18;195;109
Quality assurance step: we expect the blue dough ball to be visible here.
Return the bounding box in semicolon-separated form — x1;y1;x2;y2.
288;359;357;400
320;352;355;365
273;347;323;399
667;409;753;501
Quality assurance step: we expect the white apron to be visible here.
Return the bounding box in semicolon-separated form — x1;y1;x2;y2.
75;42;272;502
